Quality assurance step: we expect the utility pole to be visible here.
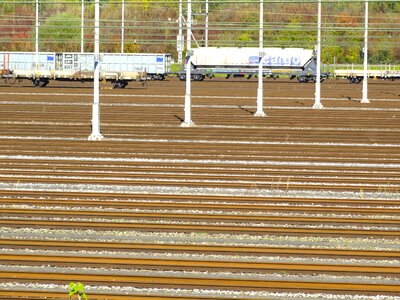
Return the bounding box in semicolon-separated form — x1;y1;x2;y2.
361;0;370;104
181;0;195;127
255;0;266;117
88;0;103;141
313;0;323;109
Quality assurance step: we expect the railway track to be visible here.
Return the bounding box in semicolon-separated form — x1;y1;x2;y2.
1;238;400;297
1;271;400;293
0;202;399;237
0;140;398;193
2;239;399;258
0;80;399;299
3;253;400;275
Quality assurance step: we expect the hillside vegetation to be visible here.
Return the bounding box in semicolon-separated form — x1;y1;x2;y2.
0;0;399;64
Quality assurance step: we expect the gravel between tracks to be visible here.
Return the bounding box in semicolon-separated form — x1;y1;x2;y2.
0;80;399;299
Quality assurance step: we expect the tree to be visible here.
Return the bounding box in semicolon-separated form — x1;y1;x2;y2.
39;12;81;52
322;46;344;65
0;2;399;63
345;44;362;64
370;2;400;13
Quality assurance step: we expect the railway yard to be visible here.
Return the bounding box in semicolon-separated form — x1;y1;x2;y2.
0;77;399;299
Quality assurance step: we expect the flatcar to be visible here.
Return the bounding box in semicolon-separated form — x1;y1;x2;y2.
334;68;400;83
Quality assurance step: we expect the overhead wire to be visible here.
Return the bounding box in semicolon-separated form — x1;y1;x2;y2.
1;0;399;62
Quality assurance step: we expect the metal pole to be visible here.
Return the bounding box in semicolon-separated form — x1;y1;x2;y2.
88;0;103;141
255;0;266;117
182;0;195;127
313;0;323;109
81;0;84;53
177;0;183;64
35;0;39;68
205;0;209;47
361;0;370;104
121;0;125;53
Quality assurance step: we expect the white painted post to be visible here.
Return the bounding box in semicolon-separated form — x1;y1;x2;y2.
181;0;195;127
255;0;266;117
35;0;39;68
205;0;209;47
88;0;103;141
361;0;370;104
313;0;323;109
121;0;125;53
177;0;183;63
81;0;84;53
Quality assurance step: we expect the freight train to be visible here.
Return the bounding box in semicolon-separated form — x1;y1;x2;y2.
177;47;328;82
0;52;172;88
1;48;336;87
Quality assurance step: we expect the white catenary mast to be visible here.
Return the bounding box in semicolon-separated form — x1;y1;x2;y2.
255;0;266;117
361;0;370;104
81;0;84;53
88;0;103;141
182;0;195;127
35;0;39;69
121;0;125;53
313;0;323;109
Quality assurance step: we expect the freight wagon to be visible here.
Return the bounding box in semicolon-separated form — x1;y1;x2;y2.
0;52;172;88
177;47;327;82
334;68;400;83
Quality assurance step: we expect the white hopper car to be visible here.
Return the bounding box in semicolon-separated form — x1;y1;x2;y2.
0;52;172;88
178;47;326;82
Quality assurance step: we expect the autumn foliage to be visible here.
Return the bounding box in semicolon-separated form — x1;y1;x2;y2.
0;1;399;64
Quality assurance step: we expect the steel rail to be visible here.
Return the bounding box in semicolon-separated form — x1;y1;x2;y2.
1;164;398;183
1;198;400;215
1;162;400;178
0;290;215;300
0;199;400;216
0;190;399;208
1;208;399;226
1;239;400;258
0;139;398;154
0;189;399;202
2;126;395;142
0;219;398;237
1;170;400;186
0;175;398;192
0;271;400;293
1;253;400;274
0;158;398;171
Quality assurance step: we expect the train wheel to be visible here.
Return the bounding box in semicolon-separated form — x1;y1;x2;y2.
192;74;205;81
32;78;49;87
297;76;309;83
39;79;49;87
32;79;40;87
112;80;126;89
